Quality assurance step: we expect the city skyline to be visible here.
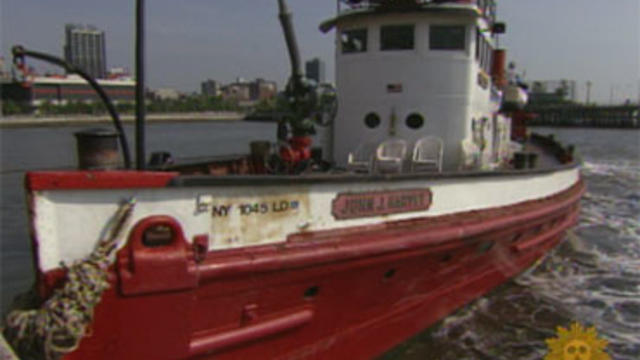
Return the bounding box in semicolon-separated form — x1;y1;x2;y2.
1;0;638;104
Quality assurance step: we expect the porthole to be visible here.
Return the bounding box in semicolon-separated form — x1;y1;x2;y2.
384;269;396;279
440;253;453;262
476;241;495;254
509;233;523;243
304;286;320;299
406;113;424;129
364;112;381;128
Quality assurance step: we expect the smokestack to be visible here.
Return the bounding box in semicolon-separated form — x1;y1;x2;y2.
491;49;507;89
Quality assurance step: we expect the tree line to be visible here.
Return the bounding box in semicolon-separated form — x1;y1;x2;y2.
2;95;245;116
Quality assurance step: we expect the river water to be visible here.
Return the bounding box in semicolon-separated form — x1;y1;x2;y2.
1;123;638;359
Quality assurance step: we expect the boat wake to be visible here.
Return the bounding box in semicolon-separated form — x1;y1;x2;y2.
381;158;640;360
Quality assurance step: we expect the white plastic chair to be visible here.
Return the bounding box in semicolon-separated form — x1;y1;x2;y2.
347;141;378;173
374;138;408;173
411;136;444;172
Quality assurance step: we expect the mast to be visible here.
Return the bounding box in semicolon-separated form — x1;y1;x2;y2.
135;0;146;169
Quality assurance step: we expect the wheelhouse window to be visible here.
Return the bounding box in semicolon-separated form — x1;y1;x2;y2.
476;27;493;73
476;28;481;59
430;25;466;50
380;25;415;51
341;28;368;54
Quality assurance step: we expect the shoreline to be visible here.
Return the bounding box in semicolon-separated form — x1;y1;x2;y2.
0;111;246;128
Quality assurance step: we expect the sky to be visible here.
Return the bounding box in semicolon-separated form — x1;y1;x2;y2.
1;0;638;104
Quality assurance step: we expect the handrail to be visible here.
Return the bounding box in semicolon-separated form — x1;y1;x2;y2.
188;308;314;356
12;46;132;169
337;0;496;20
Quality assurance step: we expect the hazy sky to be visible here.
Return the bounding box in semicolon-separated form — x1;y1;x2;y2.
1;0;638;104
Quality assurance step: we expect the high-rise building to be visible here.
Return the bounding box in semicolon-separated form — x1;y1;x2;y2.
305;58;326;84
201;79;220;97
64;24;107;79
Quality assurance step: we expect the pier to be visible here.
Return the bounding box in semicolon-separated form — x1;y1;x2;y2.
526;104;639;128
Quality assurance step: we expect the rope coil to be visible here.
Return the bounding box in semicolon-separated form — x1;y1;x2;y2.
3;198;136;360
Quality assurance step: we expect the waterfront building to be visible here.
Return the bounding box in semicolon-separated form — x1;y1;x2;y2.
107;67;130;79
250;78;277;101
221;82;251;103
305;58;326;84
64;24;107;79
221;78;277;106
150;88;181;101
1;75;135;107
528;80;577;105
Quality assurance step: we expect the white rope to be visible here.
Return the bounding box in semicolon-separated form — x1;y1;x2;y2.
3;198;135;360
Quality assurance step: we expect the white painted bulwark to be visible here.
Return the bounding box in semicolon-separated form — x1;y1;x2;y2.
32;169;580;272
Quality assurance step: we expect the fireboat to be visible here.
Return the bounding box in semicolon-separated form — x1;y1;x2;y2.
2;1;583;359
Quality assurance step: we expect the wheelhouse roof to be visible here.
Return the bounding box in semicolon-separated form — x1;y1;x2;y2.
320;2;482;33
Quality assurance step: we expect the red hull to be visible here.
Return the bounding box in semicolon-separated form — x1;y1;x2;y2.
39;180;584;360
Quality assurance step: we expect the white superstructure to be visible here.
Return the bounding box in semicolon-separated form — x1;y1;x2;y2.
326;1;508;171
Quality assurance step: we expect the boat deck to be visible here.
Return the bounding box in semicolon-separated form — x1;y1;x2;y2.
164;133;577;187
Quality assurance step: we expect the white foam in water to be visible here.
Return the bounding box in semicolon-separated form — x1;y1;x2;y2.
582;160;640;177
516;156;640;350
422;155;640;359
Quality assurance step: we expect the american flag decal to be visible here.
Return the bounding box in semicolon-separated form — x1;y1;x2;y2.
387;83;403;93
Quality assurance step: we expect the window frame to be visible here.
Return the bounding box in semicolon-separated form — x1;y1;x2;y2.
380;24;416;51
429;25;467;51
476;26;494;73
341;28;368;54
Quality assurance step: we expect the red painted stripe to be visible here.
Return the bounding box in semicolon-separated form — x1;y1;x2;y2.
32;88;134;96
26;171;179;190
189;308;314;357
60;88;134;96
32;88;58;95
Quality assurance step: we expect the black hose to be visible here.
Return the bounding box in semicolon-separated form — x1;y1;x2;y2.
12;45;132;169
277;0;304;93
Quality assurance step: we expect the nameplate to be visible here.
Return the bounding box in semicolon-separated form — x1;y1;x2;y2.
332;189;432;220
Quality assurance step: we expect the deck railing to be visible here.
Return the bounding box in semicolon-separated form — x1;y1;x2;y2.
337;0;497;22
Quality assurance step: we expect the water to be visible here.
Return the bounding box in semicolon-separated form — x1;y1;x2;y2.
381;127;640;360
1;124;638;359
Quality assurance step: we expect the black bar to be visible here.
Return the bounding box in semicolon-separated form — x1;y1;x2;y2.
135;0;146;170
12;46;132;169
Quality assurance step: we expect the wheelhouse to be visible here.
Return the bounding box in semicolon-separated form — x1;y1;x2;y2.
323;0;505;171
